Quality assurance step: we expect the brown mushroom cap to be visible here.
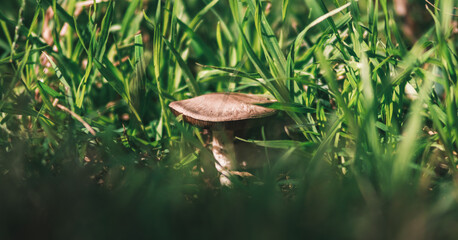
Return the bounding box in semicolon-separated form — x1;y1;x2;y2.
169;92;277;128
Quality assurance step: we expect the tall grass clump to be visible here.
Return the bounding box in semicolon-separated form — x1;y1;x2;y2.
0;0;457;239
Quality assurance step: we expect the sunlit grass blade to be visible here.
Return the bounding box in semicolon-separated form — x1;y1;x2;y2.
129;34;146;118
282;0;289;22
256;102;316;114
163;37;200;96
236;137;316;149
250;0;287;80
315;45;356;132
120;0;141;41
228;0;282;99
42;52;74;109
392;70;433;190
95;0;113;61
294;2;351;53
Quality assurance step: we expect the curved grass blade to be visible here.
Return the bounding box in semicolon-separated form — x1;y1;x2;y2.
294;2;352;53
256;102;316;114
95;0;114;61
392;70;434;190
42;52;74;108
162;36;200;96
282;0;290;22
236;137;316;149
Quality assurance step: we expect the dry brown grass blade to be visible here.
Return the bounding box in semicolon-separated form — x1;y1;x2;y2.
53;99;96;136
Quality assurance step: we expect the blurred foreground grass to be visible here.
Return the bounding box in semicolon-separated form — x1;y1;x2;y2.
1;0;458;239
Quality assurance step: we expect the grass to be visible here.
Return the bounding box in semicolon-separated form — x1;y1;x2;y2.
1;0;458;239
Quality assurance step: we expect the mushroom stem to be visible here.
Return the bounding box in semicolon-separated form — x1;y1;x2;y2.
211;129;236;186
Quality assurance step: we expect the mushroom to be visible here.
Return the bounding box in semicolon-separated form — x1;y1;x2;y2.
169;92;277;185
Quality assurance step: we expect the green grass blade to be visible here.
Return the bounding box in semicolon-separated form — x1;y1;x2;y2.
94;59;127;100
392;71;433;190
294;2;351;53
282;0;290;22
0;45;31;111
250;0;287;79
130;34;146;115
236;137;315;149
256;102;316;114
95;0;113;61
120;0;141;40
163;37;200;96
